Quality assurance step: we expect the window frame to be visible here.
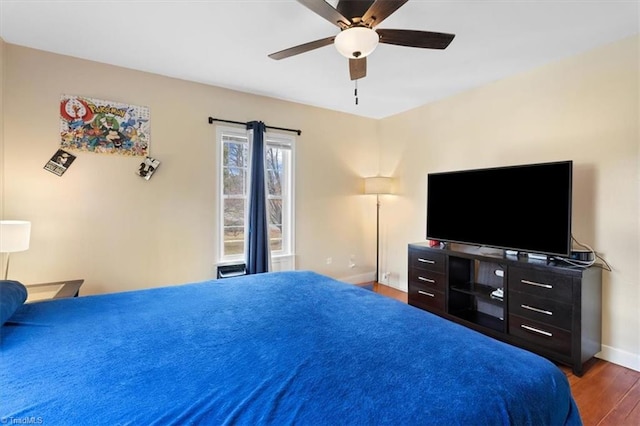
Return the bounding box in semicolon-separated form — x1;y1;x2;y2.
216;125;295;265
264;132;294;258
217;128;249;262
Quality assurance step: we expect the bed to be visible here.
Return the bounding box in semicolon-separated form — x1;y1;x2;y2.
1;271;581;425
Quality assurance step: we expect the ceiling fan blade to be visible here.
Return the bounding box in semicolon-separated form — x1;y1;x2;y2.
268;36;336;60
362;0;409;27
377;29;455;49
349;57;366;80
297;0;351;27
336;0;376;21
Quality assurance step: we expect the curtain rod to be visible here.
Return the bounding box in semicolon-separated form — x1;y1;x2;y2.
208;117;301;136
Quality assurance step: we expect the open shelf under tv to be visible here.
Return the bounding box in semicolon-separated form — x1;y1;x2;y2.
449;308;504;331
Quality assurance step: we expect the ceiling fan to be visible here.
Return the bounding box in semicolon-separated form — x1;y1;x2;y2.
268;0;456;81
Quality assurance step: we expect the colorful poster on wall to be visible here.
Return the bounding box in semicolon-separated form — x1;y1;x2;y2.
59;95;150;156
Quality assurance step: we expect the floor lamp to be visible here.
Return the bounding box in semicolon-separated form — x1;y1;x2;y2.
0;220;31;280
364;177;393;283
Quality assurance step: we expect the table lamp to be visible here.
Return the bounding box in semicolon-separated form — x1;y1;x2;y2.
0;220;31;279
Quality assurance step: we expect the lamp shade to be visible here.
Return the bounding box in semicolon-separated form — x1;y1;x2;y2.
335;27;379;59
0;221;31;253
364;177;394;195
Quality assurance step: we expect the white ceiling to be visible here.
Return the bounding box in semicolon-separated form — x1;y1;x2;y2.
1;0;638;119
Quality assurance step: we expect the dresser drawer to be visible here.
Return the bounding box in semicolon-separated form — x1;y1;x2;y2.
509;314;571;356
509;291;572;330
408;269;446;292
408;284;445;313
409;249;445;273
509;267;572;303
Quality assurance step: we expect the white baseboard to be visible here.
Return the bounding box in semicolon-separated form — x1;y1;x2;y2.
339;271;375;285
596;345;640;372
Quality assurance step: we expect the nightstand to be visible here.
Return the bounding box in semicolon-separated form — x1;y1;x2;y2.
24;279;84;303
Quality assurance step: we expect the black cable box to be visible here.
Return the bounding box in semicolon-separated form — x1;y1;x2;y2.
570;249;593;261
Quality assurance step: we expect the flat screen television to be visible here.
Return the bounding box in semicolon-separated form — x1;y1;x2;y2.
426;160;573;257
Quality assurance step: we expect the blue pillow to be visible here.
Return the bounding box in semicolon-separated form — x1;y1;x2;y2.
1;280;28;326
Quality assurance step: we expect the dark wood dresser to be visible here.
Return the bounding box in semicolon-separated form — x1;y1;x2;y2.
408;242;602;376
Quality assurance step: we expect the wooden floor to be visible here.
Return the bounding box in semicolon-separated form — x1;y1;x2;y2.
371;282;640;426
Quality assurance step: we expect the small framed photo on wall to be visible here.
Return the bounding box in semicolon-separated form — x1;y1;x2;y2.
136;156;160;180
44;149;76;176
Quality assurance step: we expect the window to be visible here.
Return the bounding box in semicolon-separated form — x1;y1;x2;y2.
217;126;295;265
220;133;248;258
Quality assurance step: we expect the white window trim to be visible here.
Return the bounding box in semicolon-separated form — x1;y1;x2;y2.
265;132;295;259
216;125;248;263
216;125;295;268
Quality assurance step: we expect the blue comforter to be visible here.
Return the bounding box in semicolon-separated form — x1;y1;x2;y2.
1;271;580;425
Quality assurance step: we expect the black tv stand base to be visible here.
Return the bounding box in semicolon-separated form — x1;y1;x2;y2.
408;242;602;376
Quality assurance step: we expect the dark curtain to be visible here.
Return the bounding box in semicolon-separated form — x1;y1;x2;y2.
246;121;270;274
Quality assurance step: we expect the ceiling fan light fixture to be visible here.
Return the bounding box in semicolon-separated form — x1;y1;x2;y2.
334;27;379;59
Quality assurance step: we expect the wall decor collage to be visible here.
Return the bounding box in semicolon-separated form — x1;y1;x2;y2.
45;94;160;179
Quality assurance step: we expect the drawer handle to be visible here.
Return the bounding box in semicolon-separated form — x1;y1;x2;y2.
418;276;435;283
418;290;435;298
521;304;553;316
521;279;552;289
418;258;435;264
521;324;553;337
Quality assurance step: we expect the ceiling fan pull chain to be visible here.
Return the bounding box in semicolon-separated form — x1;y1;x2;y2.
355;80;359;105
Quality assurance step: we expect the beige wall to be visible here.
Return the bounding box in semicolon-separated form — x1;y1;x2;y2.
2;36;638;371
379;35;639;370
1;38;5;217
2;44;379;295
